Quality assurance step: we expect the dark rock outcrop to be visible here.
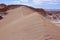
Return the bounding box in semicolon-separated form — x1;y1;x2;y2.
36;8;47;16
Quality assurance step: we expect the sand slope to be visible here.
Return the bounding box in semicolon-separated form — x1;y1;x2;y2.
0;13;60;40
0;6;36;27
0;12;60;40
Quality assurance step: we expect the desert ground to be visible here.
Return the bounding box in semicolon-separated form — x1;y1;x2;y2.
0;4;60;40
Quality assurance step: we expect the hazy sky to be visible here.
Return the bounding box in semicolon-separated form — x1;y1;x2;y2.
0;0;60;9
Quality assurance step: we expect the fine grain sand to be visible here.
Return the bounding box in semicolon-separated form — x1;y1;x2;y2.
0;6;60;40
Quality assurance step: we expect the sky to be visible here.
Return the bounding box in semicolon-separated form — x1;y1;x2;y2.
0;0;60;9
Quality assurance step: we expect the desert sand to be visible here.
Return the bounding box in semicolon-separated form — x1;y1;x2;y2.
0;6;36;27
0;6;60;40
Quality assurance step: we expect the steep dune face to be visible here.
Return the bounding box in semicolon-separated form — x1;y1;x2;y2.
0;6;36;27
0;13;60;40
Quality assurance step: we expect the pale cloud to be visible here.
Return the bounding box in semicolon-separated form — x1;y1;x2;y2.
8;0;29;4
12;1;20;4
11;0;29;4
32;0;60;4
20;0;29;2
32;0;43;4
9;0;30;6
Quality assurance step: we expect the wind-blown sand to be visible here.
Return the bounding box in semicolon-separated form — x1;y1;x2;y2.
0;6;60;40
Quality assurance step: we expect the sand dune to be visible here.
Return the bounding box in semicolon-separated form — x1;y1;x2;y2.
0;6;60;40
0;6;36;27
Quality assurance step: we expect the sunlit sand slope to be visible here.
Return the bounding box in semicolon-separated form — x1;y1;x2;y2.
0;13;60;40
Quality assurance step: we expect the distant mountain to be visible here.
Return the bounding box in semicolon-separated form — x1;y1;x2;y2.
45;9;60;11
